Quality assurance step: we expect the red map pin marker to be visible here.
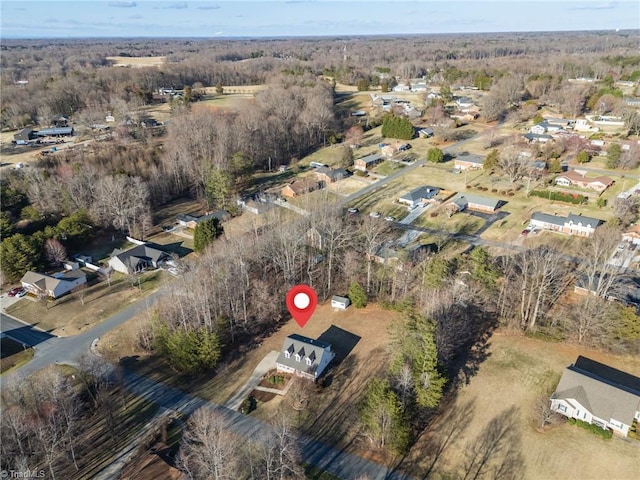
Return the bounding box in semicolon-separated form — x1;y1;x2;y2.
286;284;318;328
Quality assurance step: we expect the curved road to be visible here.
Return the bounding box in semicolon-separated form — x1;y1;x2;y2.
1;290;412;479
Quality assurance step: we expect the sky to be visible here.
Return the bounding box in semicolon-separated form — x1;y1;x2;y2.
1;1;638;38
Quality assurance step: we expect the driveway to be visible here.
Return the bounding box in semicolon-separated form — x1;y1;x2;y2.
224;350;280;410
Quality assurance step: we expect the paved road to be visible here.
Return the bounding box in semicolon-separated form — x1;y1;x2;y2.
122;370;413;480
0;290;163;387
1;313;56;347
1;289;414;479
342;134;479;207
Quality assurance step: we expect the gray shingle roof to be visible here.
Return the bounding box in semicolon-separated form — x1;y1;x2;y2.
553;358;640;425
276;334;332;377
531;212;566;227
400;186;440;203
455;194;500;210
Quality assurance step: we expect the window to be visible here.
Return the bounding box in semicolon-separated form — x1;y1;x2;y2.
295;354;301;362
306;357;312;366
284;351;290;359
557;404;567;413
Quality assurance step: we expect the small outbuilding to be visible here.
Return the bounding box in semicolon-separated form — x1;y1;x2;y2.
331;295;351;310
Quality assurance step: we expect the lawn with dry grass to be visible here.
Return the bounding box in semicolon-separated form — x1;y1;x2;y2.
5;271;166;336
402;333;640;479
100;302;402;456
106;56;166;67
0;337;34;373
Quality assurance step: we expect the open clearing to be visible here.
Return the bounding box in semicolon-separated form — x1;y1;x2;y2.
404;333;640;479
106;56;166;67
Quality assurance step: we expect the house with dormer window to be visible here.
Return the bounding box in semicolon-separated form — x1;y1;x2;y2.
276;334;335;381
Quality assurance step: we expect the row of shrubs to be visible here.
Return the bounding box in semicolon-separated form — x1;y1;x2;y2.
530;190;586;204
466;184;518;196
567;418;613;439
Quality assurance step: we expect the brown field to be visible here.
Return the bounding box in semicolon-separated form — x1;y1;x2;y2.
404;333;640;479
106;56;166;67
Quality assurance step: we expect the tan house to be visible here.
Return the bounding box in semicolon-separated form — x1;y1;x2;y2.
21;269;87;299
555;171;614;193
451;194;501;213
454;154;484;170
354;153;383;171
281;179;322;198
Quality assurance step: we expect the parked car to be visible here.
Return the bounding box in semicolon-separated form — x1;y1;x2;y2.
521;229;530;235
7;287;23;297
369;211;381;218
16;289;27;298
384;216;395;222
347;207;359;214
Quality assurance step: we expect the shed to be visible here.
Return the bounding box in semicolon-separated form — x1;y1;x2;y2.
331;295;351;310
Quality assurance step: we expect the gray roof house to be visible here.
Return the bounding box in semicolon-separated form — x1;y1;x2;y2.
530;212;603;237
21;269;87;299
35;127;74;137
551;356;640;437
177;210;229;229
452;194;501;213
276;334;335;381
108;244;169;274
398;186;441;207
454;154;485;170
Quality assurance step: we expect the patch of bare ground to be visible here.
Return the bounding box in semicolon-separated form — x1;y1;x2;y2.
401;332;640;479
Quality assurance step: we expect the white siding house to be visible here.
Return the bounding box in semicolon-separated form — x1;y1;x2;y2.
551;356;640;437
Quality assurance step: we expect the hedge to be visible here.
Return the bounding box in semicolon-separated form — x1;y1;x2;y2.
567;418;613;439
530;190;586;204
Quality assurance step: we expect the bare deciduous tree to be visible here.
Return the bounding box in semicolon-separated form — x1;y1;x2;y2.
45;238;68;268
178;407;241;480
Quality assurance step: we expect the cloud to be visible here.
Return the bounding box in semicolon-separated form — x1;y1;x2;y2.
129;14;143;19
155;2;188;9
197;4;220;10
108;1;137;7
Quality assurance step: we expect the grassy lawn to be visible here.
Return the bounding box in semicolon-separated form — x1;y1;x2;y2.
5;271;165;336
101;301;401;460
0;337;34;373
414;209;485;235
402;333;640;479
373;160;405;176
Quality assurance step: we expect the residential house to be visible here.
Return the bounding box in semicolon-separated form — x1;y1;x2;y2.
574;274;640;306
281;178;322;198
623;225;640;245
398;186;441;208
380;144;396;158
451;194;501;213
554;171;614;193
529;212;603;237
13;128;38;145
276;334;335;381
574;118;599;133
456;97;475;109
315;167;348;184
21;269;87;299
108;244;169;274
177;210;230;229
454;154;484;170
354;154;383;171
531;120;569;134
331;295;351;310
523;133;554;143
551;356;640;437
